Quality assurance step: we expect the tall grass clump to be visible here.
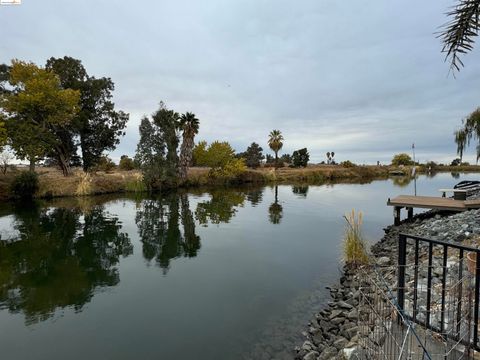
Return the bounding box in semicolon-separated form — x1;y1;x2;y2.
76;172;93;196
125;173;147;193
10;171;39;199
343;209;369;266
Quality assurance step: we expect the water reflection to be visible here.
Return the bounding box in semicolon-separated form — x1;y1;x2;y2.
135;194;200;273
195;189;246;225
292;185;309;198
391;176;412;188
269;186;283;224
451;172;460;179
0;202;131;324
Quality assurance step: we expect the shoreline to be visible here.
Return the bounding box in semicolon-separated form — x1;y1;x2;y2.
295;206;480;359
1;165;479;201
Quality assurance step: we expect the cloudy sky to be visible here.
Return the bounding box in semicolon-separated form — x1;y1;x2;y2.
1;0;480;164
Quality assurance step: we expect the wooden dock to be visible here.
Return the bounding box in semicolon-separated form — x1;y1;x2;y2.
387;195;480;225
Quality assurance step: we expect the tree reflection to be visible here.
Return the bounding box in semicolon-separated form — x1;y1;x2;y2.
195;189;245;225
391;176;412;188
292;185;308;198
269;186;283;224
135;194;200;273
246;188;263;206
0;203;131;325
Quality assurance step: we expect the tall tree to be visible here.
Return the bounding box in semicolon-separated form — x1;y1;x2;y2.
1;60;80;173
268;130;284;168
454;107;480;162
243;142;264;168
152;101;180;186
46;56;128;172
178;112;199;181
292;148;310;167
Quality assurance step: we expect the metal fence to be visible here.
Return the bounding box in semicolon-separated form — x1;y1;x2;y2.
357;232;479;359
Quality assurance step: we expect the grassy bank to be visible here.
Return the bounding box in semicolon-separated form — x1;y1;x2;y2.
1;164;480;200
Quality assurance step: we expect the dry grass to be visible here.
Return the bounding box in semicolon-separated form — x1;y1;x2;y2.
343;209;369;266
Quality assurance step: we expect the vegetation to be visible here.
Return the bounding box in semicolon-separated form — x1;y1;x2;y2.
0;150;13;175
439;0;480;73
239;142;264;168
94;156;116;173
454;108;480;162
292;148;309;168
326;151;336;164
119;155;135;171
341;160;356;168
391;153;414;166
343;209;369;266
268;130;284;168
198;141;246;179
178;112;199;181
10;171;39;199
45;56;128;172
1;60;80;174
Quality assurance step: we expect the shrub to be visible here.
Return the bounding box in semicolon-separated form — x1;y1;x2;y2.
343;209;369;266
341;160;356;168
450;158;461;166
95;156;116;173
125;173;147;193
75;172;93;196
10;171;39;199
119;155;135;171
391;153;413;166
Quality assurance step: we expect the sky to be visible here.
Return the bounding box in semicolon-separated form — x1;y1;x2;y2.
1;0;480;164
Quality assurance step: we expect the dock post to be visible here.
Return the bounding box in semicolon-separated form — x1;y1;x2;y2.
407;207;413;220
394;206;401;226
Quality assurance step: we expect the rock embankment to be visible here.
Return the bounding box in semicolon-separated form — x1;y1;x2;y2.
295;208;480;359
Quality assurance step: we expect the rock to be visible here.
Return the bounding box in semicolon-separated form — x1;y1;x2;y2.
338;301;353;310
318;346;338;360
342;346;360;360
377;256;391;266
333;337;348;350
303;351;319;360
346;309;358;320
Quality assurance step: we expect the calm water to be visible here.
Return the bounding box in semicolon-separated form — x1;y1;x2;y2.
0;173;475;360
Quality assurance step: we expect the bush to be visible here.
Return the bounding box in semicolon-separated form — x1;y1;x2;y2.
10;171;39;199
75;172;93;196
343;209;369;266
341;160;356;168
95;156;116;173
450;158;461;166
391;153;413;166
125;173;147;193
119;155;135;171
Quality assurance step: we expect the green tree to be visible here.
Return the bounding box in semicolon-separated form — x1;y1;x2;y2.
45;56;129;172
268;130;284;168
391;153;414;166
454;108;480;162
119;155;135;170
243;142;264;168
292;148;309;167
178;112;200;181
151;101;180;186
203;141;246;178
1;60;80;173
192;140;208;166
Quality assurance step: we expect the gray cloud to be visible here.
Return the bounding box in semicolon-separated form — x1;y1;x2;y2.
1;0;480;164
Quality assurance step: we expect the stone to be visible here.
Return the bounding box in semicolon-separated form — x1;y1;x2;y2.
303;351;319;360
318;346;338;360
377;256;391;266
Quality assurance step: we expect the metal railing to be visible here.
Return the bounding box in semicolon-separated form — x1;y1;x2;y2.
397;233;479;354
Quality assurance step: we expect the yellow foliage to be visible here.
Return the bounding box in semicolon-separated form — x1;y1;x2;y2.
75;172;92;196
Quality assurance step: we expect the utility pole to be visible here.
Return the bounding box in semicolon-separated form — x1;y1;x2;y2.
412;143;417;196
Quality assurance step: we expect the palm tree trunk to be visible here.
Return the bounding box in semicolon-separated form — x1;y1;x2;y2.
178;132;194;182
274;151;278;169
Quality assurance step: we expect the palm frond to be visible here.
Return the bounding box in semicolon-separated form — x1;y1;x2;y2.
439;0;480;74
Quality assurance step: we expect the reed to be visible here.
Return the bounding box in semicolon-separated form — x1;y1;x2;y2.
343;209;369;266
75;172;93;196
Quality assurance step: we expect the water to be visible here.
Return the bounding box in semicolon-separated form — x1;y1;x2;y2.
0;172;475;360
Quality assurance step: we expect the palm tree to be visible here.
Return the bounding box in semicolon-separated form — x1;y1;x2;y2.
268;130;284;168
269;186;283;224
178;112;200;181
